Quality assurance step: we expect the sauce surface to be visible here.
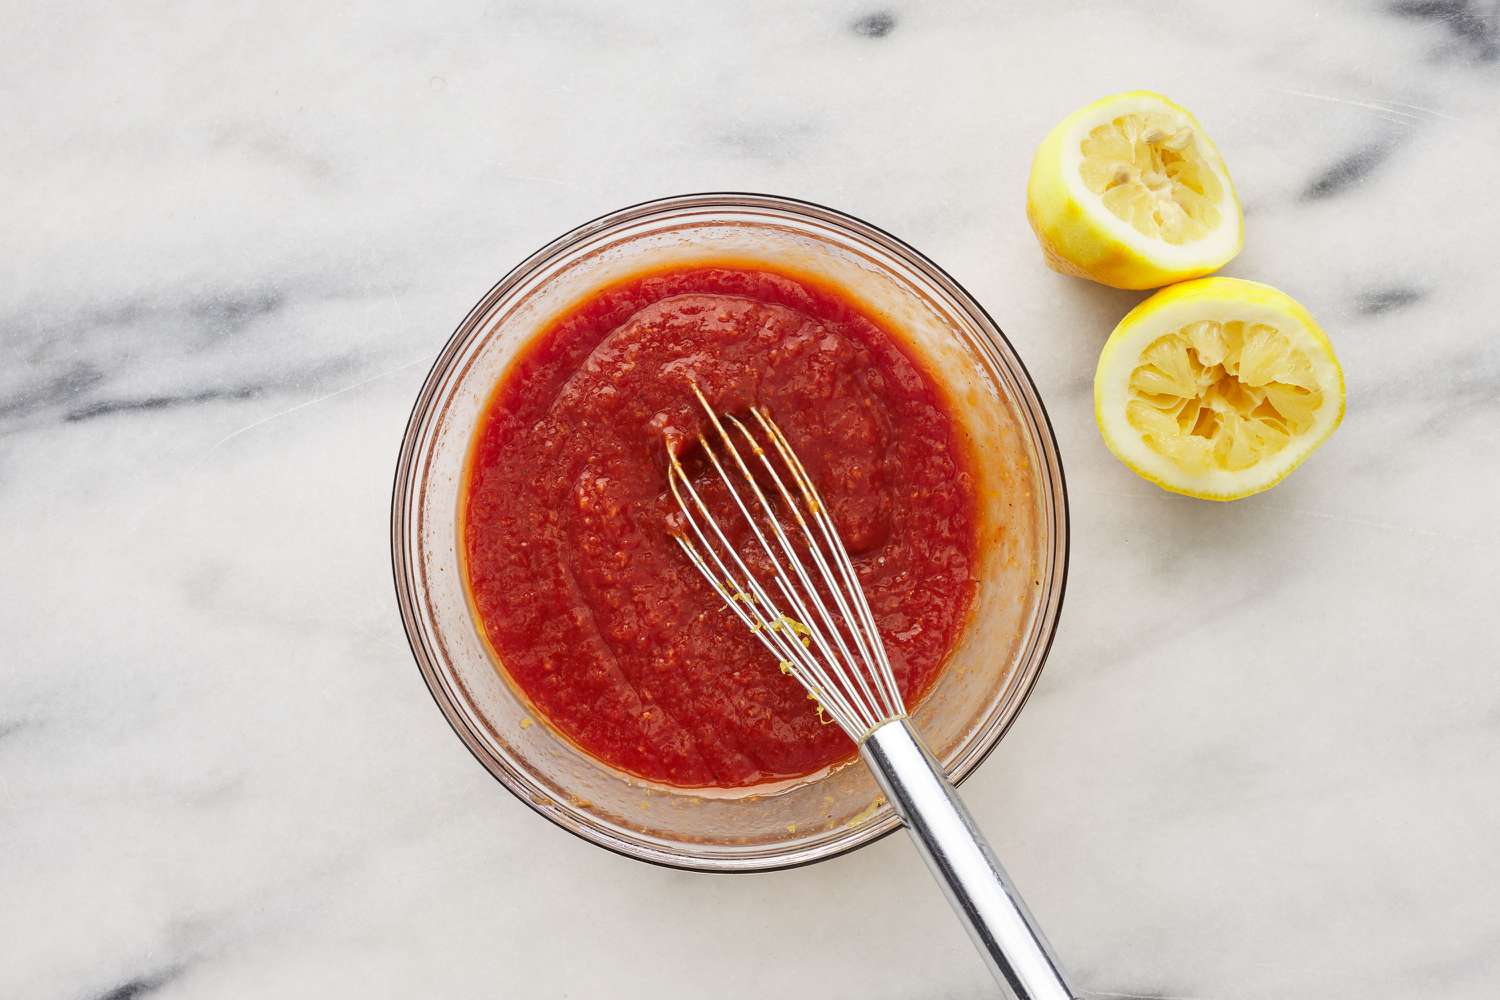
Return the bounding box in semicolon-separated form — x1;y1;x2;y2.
462;265;978;787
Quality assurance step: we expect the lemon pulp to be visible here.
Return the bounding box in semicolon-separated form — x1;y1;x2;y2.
1080;112;1226;245
1126;320;1324;475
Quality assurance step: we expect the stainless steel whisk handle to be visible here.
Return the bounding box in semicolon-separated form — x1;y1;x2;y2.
861;719;1079;1000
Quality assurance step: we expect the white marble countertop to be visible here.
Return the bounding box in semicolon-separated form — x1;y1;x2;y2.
5;2;1499;998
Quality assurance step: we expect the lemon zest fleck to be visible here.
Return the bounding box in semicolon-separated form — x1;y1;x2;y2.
845;795;887;828
805;690;836;726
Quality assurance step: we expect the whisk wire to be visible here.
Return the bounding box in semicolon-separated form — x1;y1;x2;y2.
668;385;907;739
750;408;905;718
723;412;892;724
688;432;874;733
691;390;888;734
666;451;867;733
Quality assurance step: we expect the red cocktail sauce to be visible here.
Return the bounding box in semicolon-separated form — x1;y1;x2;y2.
462;265;977;787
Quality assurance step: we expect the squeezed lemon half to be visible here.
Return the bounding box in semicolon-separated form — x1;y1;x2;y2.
1095;277;1344;500
1027;91;1243;289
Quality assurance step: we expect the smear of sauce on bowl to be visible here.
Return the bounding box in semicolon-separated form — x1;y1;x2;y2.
462;265;977;787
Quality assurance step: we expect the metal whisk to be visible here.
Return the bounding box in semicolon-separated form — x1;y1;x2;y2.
668;386;1078;1000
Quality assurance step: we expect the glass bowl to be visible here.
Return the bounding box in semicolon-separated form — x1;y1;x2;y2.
391;193;1068;872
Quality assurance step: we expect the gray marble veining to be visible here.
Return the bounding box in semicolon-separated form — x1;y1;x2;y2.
3;2;1499;998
